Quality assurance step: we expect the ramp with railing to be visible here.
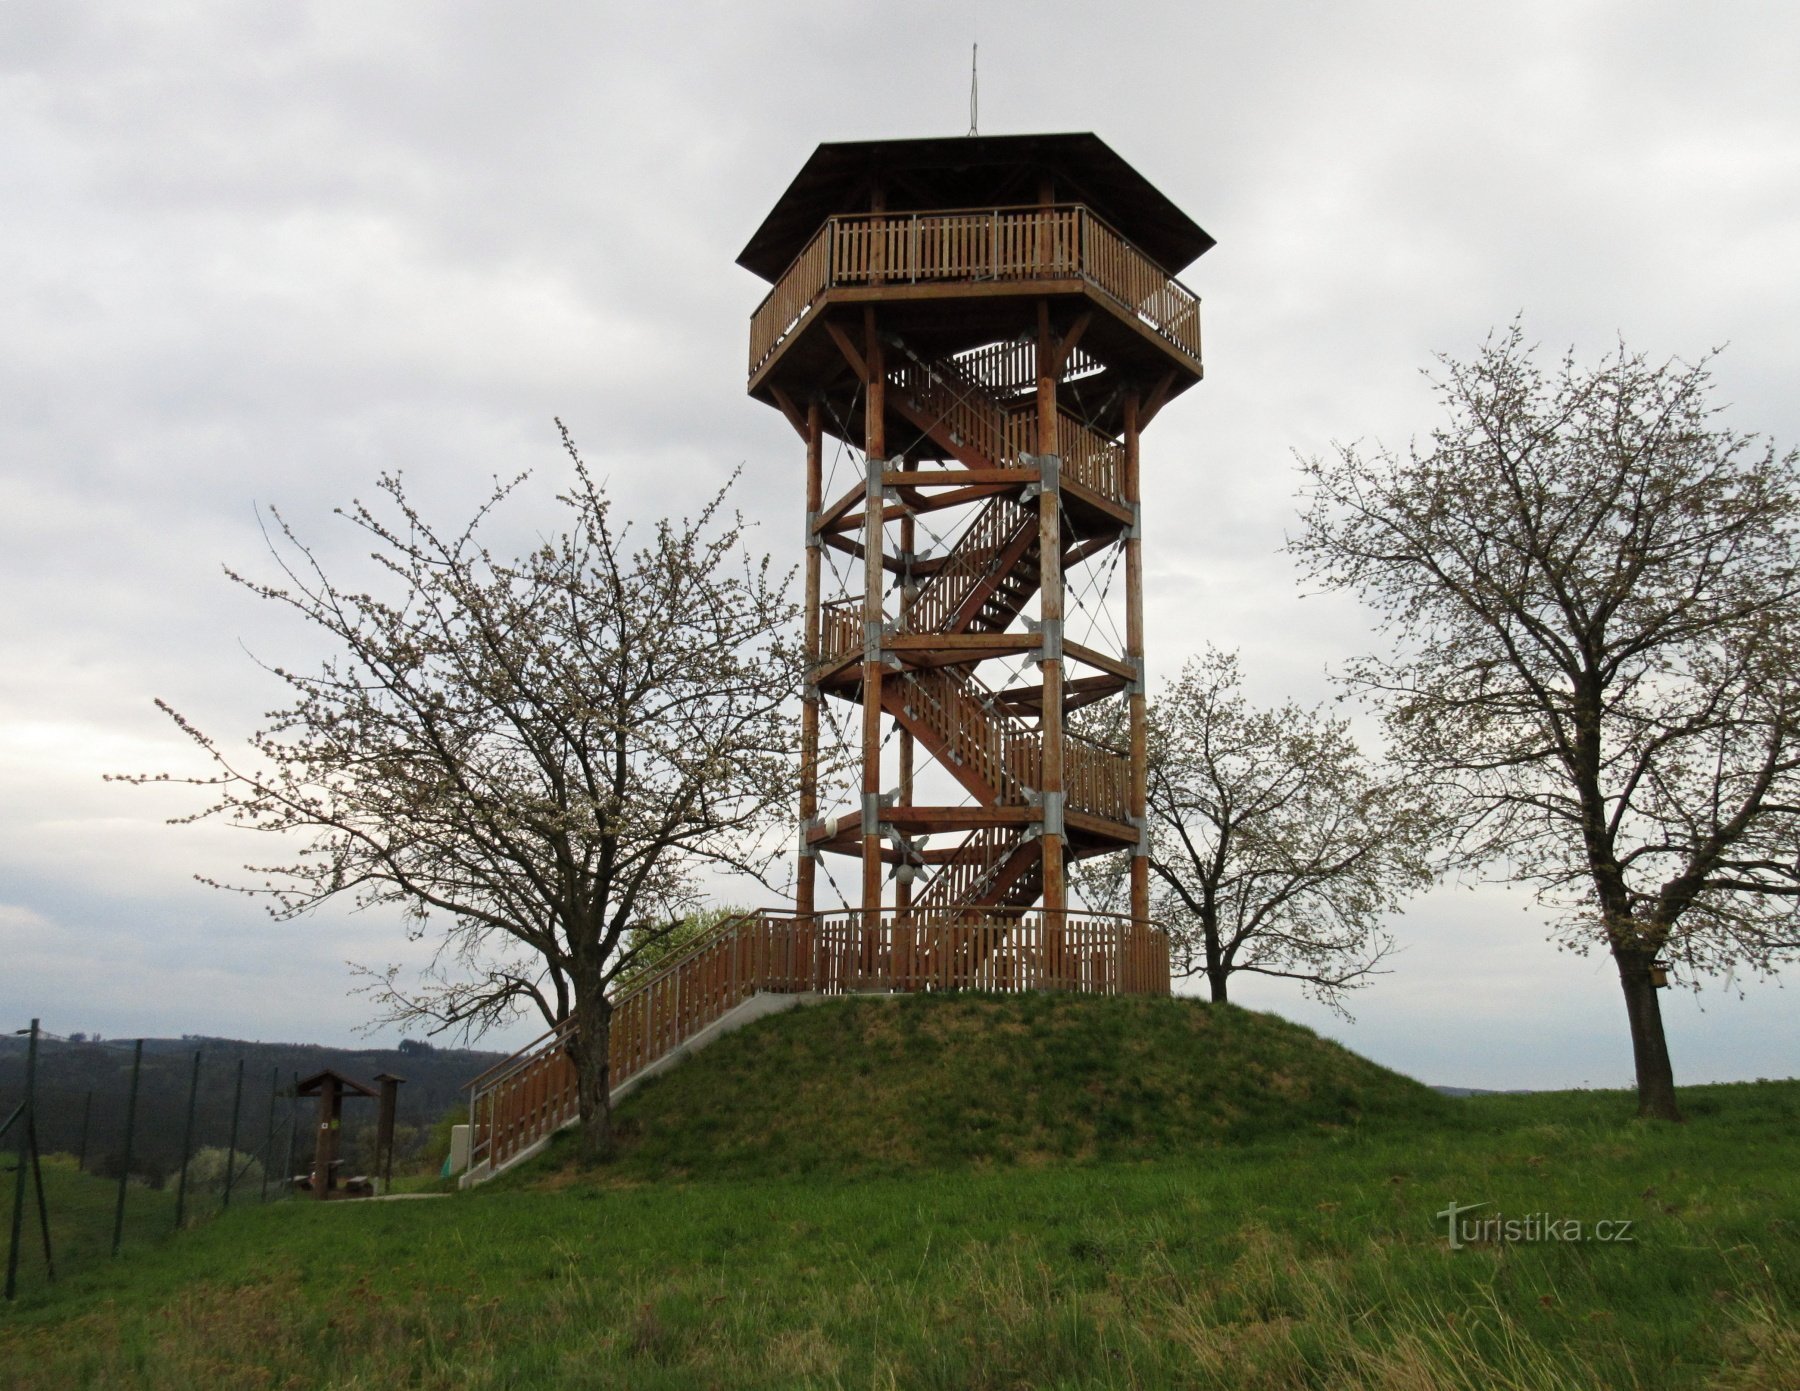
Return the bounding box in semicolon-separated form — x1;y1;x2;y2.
464;906;1168;1182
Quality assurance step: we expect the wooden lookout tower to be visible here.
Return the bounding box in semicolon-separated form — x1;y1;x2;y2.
744;132;1210;984
461;134;1207;1182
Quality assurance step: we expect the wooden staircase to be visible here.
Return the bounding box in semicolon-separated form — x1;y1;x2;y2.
809;339;1134;914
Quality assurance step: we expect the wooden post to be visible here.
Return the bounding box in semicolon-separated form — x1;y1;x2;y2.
861;308;887;923
798;400;823;927
1124;390;1150;930
895;503;916;989
1036;301;1067;984
374;1073;403;1191
312;1076;339;1201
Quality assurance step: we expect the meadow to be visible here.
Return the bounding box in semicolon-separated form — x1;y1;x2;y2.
3;995;1795;1389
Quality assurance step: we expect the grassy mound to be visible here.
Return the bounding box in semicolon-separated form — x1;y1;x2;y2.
590;992;1448;1179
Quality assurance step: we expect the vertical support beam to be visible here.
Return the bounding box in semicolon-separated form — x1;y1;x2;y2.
861;308;887;920
375;1074;401;1191
897;505;915;923
798;400;823;927
1036;301;1067;981
312;1079;338;1201
1124;390;1151;932
895;504;916;990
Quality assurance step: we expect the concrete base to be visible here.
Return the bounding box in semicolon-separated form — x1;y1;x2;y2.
461;990;826;1188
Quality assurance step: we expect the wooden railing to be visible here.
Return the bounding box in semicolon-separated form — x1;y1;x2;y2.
468;909;813;1175
900;665;1034;805
747;230;834;380
467;906;1170;1176
898;666;1128;821
1059;407;1124;498
954;338;1102;398
1065;730;1132;822
819;598;861;668
903;492;1035;636
891;355;1036;475
891;351;1124;502
748;204;1203;377
909;826;1021;914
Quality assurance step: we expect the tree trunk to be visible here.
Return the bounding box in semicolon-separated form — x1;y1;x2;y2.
570;995;615;1159
1613;945;1682;1122
1203;914;1227;1004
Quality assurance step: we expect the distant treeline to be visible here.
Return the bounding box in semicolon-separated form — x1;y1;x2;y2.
0;1033;505;1183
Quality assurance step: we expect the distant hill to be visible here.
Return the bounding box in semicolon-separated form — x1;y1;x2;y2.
0;1033;505;1182
571;992;1452;1181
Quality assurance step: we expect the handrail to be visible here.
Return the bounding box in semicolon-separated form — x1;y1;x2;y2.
465;909;758;1094
749;203;1203;377
465;1015;576;1093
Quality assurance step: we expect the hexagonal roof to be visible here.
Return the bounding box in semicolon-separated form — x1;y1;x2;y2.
738;132;1214;283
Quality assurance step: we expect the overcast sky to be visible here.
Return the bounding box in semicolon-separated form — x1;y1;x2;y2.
3;1;1796;1090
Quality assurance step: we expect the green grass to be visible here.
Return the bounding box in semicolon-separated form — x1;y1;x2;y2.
2;995;1795;1389
600;993;1451;1178
0;1156;178;1297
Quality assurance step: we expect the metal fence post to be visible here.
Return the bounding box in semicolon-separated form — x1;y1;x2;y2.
222;1057;244;1210
4;1019;41;1301
26;1112;53;1282
111;1039;143;1258
173;1049;201;1231
260;1067;279;1203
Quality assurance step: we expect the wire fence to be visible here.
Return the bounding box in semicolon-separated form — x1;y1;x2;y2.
3;1019;307;1301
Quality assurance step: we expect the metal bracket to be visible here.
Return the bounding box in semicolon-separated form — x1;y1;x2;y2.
1024;788;1066;838
861;790;898;837
1026;615;1064;665
798;815;826;860
867;454;906;506
1020;453;1062;503
863;618;884;666
1122;501;1143;541
804;509;822;550
1042;790;1066;838
1127;655;1146;696
1128;813;1150;858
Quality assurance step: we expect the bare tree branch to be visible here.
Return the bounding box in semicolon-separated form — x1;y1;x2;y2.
112;426;802;1154
1290;322;1800;1118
